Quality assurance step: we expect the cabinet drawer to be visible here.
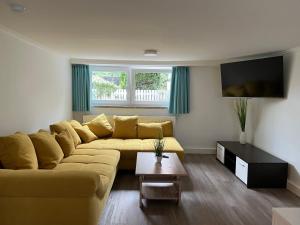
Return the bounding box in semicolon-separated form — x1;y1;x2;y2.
216;143;225;164
235;157;248;184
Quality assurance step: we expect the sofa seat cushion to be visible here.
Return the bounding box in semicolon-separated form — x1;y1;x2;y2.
62;153;120;169
141;137;183;151
76;139;123;149
76;137;184;161
71;148;120;158
54;162;111;198
72;149;113;155
119;137;184;160
57;149;119;176
55;161;114;180
76;139;143;151
54;150;119;198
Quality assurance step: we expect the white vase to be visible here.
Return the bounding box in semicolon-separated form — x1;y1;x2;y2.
239;131;246;144
156;156;162;164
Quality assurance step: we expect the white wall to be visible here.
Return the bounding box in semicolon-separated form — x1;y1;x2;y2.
74;66;239;152
247;49;300;195
0;29;72;135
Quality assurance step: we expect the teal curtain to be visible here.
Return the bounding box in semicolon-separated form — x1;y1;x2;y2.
72;64;91;112
168;66;190;114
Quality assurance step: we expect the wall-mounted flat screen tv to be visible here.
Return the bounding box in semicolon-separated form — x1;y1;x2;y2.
221;56;284;97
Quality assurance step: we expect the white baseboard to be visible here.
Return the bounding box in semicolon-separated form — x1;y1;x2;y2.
287;180;300;197
184;147;216;154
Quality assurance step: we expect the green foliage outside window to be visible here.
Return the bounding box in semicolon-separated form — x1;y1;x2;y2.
135;73;169;90
119;72;127;89
92;82;117;98
92;71;127;98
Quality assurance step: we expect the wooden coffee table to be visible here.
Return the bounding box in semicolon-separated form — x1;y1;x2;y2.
135;152;187;208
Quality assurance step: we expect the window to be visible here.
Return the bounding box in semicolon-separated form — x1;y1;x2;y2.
91;67;129;105
90;66;171;107
133;69;171;106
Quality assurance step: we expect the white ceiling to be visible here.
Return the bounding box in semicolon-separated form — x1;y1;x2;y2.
1;0;300;61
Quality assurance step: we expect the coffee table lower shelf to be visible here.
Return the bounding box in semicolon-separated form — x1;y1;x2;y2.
139;176;181;208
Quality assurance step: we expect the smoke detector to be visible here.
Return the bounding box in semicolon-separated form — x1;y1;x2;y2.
9;3;26;12
144;49;158;57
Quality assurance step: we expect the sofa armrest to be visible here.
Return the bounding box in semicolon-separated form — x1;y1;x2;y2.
0;169;104;198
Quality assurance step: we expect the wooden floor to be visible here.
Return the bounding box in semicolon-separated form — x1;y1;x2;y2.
100;155;300;225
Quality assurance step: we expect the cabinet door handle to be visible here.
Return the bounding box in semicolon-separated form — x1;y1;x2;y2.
240;163;245;167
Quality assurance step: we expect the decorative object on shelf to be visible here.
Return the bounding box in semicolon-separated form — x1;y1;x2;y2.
154;135;165;163
234;98;248;144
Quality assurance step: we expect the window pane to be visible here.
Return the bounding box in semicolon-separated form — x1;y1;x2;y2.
91;71;128;102
134;72;171;103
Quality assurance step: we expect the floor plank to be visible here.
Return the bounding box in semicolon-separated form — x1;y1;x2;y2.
100;155;300;225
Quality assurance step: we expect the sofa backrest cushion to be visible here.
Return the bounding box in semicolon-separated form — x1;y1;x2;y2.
83;114;113;138
55;130;75;157
0;133;38;169
69;120;83;129
74;125;98;143
160;121;173;137
29;132;64;169
112;116;138;139
50;121;81;146
137;123;163;139
138;121;173;137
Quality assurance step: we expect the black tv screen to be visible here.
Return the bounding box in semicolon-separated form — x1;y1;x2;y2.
221;56;284;97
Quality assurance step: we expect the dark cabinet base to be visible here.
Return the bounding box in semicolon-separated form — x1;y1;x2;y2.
217;141;288;188
247;163;288;188
224;149;236;173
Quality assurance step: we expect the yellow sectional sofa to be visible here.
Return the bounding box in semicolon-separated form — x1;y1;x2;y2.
0;115;184;225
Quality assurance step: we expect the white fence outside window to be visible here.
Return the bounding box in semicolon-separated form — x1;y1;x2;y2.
92;89;169;102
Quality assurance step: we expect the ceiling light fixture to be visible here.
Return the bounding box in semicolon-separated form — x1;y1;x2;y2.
144;49;158;57
9;3;26;12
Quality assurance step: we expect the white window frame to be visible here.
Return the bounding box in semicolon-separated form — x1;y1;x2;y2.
90;65;172;107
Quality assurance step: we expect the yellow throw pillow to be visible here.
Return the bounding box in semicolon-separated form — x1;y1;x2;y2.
84;114;113;138
161;121;173;137
50;121;81;146
55;130;75;157
138;123;163;139
112;116;138;139
29;132;64;169
74;125;98;143
69;120;82;128
0;133;38;169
